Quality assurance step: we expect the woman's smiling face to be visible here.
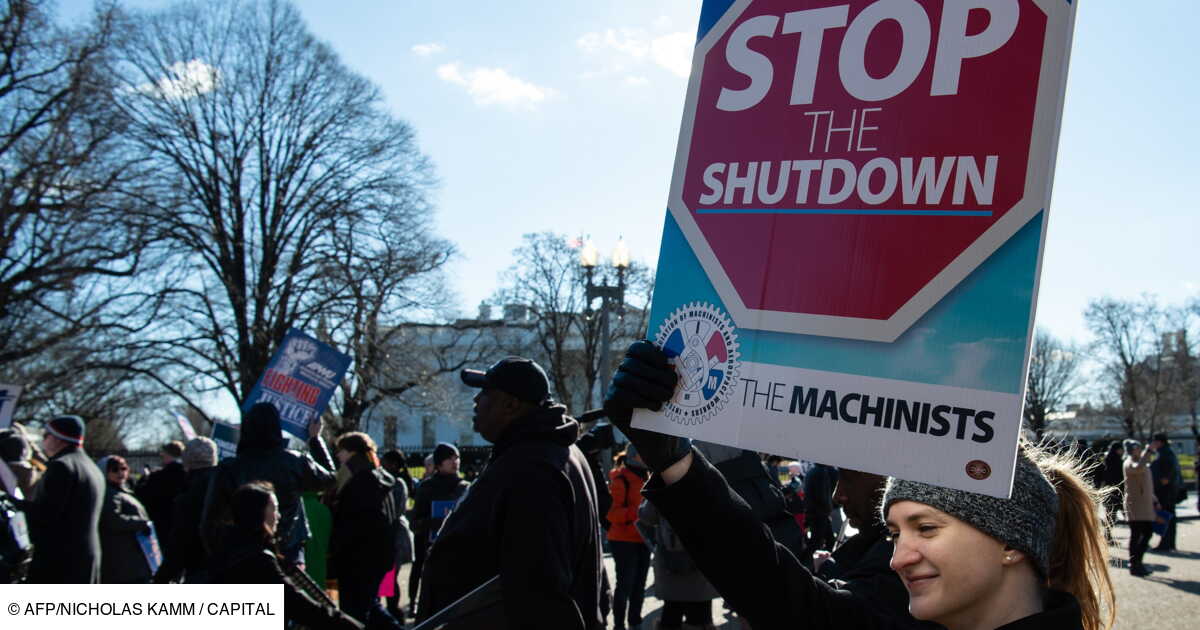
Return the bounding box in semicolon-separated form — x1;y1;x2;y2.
886;500;1010;629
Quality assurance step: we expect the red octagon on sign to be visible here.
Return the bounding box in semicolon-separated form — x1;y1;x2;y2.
669;0;1074;341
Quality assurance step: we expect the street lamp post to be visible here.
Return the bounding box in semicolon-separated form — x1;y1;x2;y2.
580;238;630;406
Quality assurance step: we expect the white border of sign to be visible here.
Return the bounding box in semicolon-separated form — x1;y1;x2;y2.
0;383;22;430
668;0;1076;343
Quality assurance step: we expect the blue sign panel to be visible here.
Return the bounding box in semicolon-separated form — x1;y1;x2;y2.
242;328;352;440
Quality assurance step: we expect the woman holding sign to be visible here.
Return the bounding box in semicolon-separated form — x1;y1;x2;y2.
98;455;154;583
604;341;1115;630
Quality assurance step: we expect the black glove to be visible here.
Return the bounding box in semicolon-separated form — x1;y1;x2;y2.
603;340;692;472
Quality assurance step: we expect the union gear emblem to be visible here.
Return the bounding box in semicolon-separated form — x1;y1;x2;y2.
655;302;740;426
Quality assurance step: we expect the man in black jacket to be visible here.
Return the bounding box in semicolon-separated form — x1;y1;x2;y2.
1150;433;1183;552
417;357;604;630
24;415;105;583
408;441;469;616
202;402;337;565
135;440;187;540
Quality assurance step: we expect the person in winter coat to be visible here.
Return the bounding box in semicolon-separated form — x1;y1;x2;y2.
605;341;1117;630
23;415;105;584
607;447;651;630
202;402;337;565
805;463;839;552
1122;439;1159;577
702;442;807;568
0;425;40;497
1099;442;1125;530
408;441;469;618
330;432;399;624
135;440;187;541
638;497;718;630
156;437;220;583
211;481;363;630
417;357;604;630
1149;433;1182;551
380;449;415;620
99;455;153;584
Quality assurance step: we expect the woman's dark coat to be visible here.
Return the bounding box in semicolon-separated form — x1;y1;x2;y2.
329;454;398;580
100;482;153;583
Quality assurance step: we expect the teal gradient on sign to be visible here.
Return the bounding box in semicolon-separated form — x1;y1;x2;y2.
648;212;1042;394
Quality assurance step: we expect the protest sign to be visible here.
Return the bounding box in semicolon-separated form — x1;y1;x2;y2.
633;0;1076;497
241;328;352;440
137;522;163;574
210;421;240;461
0;384;22;429
174;413;198;441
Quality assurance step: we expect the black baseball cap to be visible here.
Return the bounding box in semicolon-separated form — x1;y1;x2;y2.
461;357;551;404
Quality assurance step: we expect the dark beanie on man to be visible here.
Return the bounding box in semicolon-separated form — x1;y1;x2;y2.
433;442;459;468
45;414;86;447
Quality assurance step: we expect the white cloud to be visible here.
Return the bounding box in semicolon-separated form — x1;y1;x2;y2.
577;28;650;58
436;62;557;109
576;27;694;82
138;59;218;99
624;75;650;87
412;43;445;57
652;15;674;30
649;32;694;77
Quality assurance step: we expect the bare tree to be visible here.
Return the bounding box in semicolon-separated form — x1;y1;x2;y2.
1023;328;1081;439
0;1;158;369
1084;296;1177;438
111;0;441;406
491;232;653;412
1169;303;1199;440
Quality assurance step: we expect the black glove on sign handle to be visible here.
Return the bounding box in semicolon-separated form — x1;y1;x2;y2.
603;340;694;473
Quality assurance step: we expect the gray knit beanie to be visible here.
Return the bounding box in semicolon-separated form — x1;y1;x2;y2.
881;452;1058;576
182;437;218;471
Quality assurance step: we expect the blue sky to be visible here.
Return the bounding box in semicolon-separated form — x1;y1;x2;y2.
61;0;1199;349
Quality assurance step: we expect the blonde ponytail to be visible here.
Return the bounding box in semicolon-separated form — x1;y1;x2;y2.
1033;445;1117;630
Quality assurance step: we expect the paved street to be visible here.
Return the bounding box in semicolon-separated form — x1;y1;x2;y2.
1106;503;1200;628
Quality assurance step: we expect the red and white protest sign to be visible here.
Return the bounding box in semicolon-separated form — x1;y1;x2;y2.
670;0;1074;342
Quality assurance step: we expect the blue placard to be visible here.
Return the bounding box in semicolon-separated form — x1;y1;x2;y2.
241;328;352;440
210;421;241;460
137;522;163;574
429;500;458;541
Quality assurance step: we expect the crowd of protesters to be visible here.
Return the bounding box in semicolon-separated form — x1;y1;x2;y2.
0;346;1194;629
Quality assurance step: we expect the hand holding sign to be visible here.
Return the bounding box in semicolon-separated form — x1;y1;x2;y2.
604;341;692;473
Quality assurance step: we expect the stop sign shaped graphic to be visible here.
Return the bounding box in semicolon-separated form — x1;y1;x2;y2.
669;0;1074;342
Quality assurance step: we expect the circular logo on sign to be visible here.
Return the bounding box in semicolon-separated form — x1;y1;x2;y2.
966;460;992;481
655;302;740;426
